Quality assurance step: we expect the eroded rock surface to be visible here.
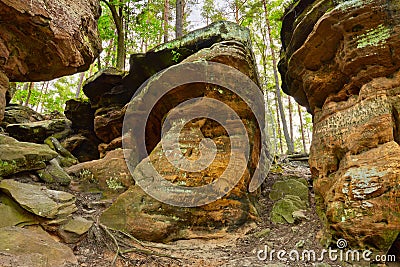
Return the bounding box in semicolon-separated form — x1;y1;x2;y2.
66;149;133;195
0;226;78;267
0;0;101;82
279;0;400;252
100;22;267;242
0;134;58;177
1;105;43;127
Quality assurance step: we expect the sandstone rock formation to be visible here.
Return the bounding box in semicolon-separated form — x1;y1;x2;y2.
6;118;72;143
64;99;100;161
99;22;268;242
0;0;101;81
66;149;133;196
0;226;78;266
0;0;102;123
0;134;58;177
279;0;400;253
1;104;44;127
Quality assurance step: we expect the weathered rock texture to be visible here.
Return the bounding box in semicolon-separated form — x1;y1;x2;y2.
0;0;101;81
83;21;260;148
0;226;78;267
279;0;400;253
0;0;101;124
66;149;133;196
64;99;100;161
0;134;58;177
100;22;265;242
0;72;8;122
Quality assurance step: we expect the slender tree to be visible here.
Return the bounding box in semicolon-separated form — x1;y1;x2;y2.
75;72;85;99
37;82;49;112
297;103;307;153
262;0;294;154
163;0;169;42
288;95;294;145
24;82;34;107
101;0;126;70
176;0;183;38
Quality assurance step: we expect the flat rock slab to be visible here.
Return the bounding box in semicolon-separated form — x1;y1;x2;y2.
0;134;58;177
6;119;72;143
0;194;39;228
0;226;78;267
59;216;93;243
0;179;76;219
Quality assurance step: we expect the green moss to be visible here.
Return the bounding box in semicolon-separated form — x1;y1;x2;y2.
0;160;17;176
356;24;391;49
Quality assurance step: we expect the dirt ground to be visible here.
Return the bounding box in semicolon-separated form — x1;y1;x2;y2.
60;161;397;267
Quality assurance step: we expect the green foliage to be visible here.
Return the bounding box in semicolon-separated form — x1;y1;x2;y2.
106;177;125;190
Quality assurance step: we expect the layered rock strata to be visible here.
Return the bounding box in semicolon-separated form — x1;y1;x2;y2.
99;22;268;242
279;0;400;253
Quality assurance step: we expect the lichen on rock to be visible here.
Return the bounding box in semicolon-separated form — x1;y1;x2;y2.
279;0;400;253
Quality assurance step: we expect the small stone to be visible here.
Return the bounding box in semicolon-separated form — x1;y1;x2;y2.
59;216;93;243
292;210;308;220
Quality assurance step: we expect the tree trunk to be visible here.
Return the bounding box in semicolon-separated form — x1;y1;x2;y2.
262;0;294;154
104;0;125;70
35;82;46;112
76;72;85;99
104;38;114;67
234;0;239;23
297;103;307;153
275;92;283;154
163;0;169;42
288;95;294;145
24;82;34;107
176;0;183;38
39;82;50;113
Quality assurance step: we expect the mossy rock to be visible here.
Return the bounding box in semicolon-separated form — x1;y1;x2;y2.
269;178;309;202
270;195;307;224
37;159;72;185
0;134;58;177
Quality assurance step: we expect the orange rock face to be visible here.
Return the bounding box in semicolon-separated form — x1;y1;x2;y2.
279;0;400;252
100;22;269;242
0;0;101;82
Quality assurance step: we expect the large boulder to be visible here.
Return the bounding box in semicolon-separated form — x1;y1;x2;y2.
61;132;100;162
66;149;133;196
1;105;43;127
94;105;125;143
0;134;58;177
83;21;258;111
279;0;400;253
0;0;101;82
0;226;78;267
64;99;95;131
0;0;101;124
100;22;269;242
0;179;76;220
64;99;100;162
6;118;72;143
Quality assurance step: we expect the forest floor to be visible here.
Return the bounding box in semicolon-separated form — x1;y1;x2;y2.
65;161;395;267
